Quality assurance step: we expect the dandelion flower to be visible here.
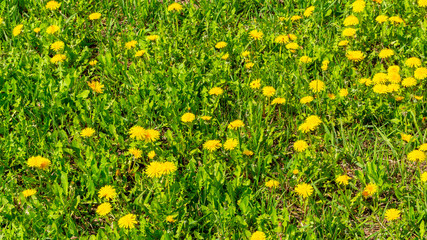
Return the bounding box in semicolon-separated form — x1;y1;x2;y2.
135;50;146;57
209;87;223;96
96;203;112;216
81;127;95;137
421;172;427;182
352;0;365;12
203;140;222;152
89;13;101;20
22;189;37;198
125;40;137;49
215;41;227;49
414;67;427;80
298;115;322;132
168;3;183;12
285;42;299;50
118;214;137;229
128;148;142;159
343;15;359;26
405;57;421;68
88;81;104;93
245;62;255;69
389;16;403;24
321;60;330;70
375;15;388;23
241;51;250;57
419;0;427;6
346;51;365;61
50;54;66;64
372;84;388;94
385;209;401;221
89;60;98;66
250;231;266;240
181;113;196;123
338;40;349;46
271;97;286;105
292;169;299;175
339;88;348;97
33;28;41;33
50;41;65;52
293;140;308;152
342;28;357;37
262;86;276;97
146;35;159;41
143;129;160;142
295;183;314;198
363;183;378;197
146;161;177;177
46;25;60;34
46;1;60;10
407;150;426;162
161;162;178;175
274;35;289;44
249;30;263;40
373;73;388;84
129;126;146;140
387;72;401;83
147;150;156;159
228;120;245;130
27;156;51;169
243;150;254;156
265;180;280;189
400;133;412;143
300;96;314;104
250;79;261;89
309;80;325;93
98;185;116;200
303;6;315;17
223;138;238;150
290;15;302;21
378;49;394;59
336;175;351;186
166;215;176;223
419;144;427;151
200;116;212;121
300;56;312;63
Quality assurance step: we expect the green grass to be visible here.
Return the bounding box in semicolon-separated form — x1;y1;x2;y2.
0;0;426;239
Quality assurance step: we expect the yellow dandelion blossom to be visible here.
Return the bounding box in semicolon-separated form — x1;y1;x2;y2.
339;88;348;97
168;3;183;12
309;80;325;93
33;27;41;33
387;72;401;84
372;84;388;94
346;50;365;61
363;183;378;197
128;148;142;159
22;189;37;198
421;172;427;182
98;185;116;200
262;86;276;97
125;40;137;49
292;169;299;175
200;116;212;121
249;30;263;40
250;79;261;89
293;140;308;152
407;150;426;162
338;40;349;46
274;35;289;44
342;28;357;37
88;81;104;93
400;133;412;143
414;67;427;80
241;51;250;57
81;127;95;137
321;60;330;70
129;126;146;140
13;24;24;36
209;87;223;96
89;60;98;66
405;57;421;68
419;144;427;151
223;138;238;151
135;50;146;57
300;56;312;63
46;1;61;10
245;62;255;69
336;175;351;186
389;16;403;24
143;129;160;142
221;53;229;60
50;54;66;64
373;73;388;84
181;113;196;123
228;120;244;130
265;180;280;189
203;140;222;152
46;25;60;34
385;209;401;221
419;0;427;7
300;96;314;104
352;0;365;12
243;150;254;156
271;97;286;105
166;215;176;223
215;41;227;49
89;13;101;20
290;15;302;21
378;48;394;59
303;6;315;17
343;15;359;26
96;203;112;216
250;231;266;240
295;183;314;198
146;35;159;41
286;42;299;50
375;15;388;23
118;214;137;229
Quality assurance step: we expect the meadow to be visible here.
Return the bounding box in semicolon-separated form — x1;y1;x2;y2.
1;0;427;239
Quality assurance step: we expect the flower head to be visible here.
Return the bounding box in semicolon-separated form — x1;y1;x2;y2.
309;80;325;93
46;1;61;10
250;79;261;89
118;214;137;229
362;183;378;197
286;42;299;50
209;87;223;96
293;140;308;152
343;15;359;26
223;138;238;150
400;133;412;143
342;28;357;37
215;41;227;49
27;156;51;169
125;40;137;49
250;231;266;240
228;120;244;130
46;25;60;34
181;113;196;123
271;97;286;105
128;148;142;159
419;0;427;6
303;6;315;17
146;161;177;178
146;35;159;41
300;96;314;104
168;3;183;12
376;15;388;23
50;41;65;52
274;35;289;44
262;86;276;97
295;183;314;198
88;81;104;93
22;189;37;198
50;54;67;64
243;150;254;156
414;67;427;80
339;88;349;97
96;203;112;216
81;127;95;137
200;116;212;121
300;56;312;63
419;144;427;152
389;16;403;24
265;180;280;189
346;50;365;61
98;185;116;200
147;150;156;159
421;172;427;182
407;150;426;162
336;175;351;185
203;140;222;151
135;50;146;57
166;215;176;223
13;24;24;36
405;57;421;68
385;209;401;221
378;48;394;59
352;0;365;12
249;30;263;40
89;13;101;20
